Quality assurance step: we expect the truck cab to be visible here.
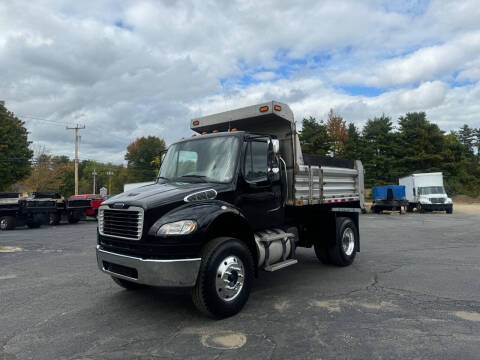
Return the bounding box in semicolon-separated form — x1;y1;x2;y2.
96;101;365;318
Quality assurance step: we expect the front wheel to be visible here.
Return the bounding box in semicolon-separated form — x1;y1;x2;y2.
0;216;16;230
192;237;254;319
328;217;358;267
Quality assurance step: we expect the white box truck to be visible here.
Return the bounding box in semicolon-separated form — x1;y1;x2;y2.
399;172;453;213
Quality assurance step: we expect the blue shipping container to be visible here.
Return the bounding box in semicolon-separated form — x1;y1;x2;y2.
373;185;406;201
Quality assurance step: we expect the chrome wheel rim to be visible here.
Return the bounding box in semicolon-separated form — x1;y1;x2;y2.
0;219;7;230
215;255;245;302
342;228;355;256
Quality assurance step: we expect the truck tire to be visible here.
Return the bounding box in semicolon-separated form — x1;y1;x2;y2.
328;217;358;267
192;237;254;319
50;213;60;225
0;216;16;230
111;276;144;290
406;205;413;213
446;207;453;214
417;204;425;213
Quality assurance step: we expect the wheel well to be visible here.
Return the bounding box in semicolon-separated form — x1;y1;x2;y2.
205;213;258;269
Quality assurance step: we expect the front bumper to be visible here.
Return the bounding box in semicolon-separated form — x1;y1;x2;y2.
421;203;452;211
96;245;201;287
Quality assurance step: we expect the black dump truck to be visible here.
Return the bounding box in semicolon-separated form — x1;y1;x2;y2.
0;192;57;230
32;192;91;225
96;101;365;318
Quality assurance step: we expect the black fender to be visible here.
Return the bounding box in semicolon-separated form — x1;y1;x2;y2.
147;200;258;266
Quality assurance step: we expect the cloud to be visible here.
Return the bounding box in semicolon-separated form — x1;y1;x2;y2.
0;0;479;164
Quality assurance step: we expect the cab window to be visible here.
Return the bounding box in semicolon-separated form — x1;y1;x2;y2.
244;141;268;181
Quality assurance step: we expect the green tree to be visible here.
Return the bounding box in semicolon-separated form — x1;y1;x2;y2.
125;136;166;182
0;103;33;190
299;117;331;156
397;112;444;175
361;115;397;187
344;123;362;160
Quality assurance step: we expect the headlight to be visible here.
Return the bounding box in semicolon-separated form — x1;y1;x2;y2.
157;220;197;236
446;198;452;204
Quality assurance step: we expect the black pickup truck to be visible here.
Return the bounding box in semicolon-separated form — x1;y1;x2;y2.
96;101;365;318
0;192;57;230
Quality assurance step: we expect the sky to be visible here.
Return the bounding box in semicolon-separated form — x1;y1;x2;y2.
1;0;479;164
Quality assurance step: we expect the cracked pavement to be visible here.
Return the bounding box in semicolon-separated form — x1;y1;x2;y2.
1;209;480;359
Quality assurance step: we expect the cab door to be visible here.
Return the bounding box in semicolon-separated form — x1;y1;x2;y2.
236;138;283;230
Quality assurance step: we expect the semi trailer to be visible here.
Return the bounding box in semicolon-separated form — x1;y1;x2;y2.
31;192;91;225
0;192;57;230
399;172;453;213
96;101;365;318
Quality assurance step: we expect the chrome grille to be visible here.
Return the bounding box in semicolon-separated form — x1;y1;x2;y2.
429;198;445;204
99;206;144;240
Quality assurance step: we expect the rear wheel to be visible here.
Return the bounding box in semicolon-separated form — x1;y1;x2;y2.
314;241;331;264
192;237;254;318
328;217;358;267
111;276;144;290
0;216;16;230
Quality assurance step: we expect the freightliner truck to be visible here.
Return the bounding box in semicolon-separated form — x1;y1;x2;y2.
0;192;57;230
399;172;453;213
96;101;365;318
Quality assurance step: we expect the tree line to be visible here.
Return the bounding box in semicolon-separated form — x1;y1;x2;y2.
1;102;479;197
299;110;480;196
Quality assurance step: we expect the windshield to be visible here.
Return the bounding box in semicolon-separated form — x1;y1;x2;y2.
158;136;240;183
418;186;445;195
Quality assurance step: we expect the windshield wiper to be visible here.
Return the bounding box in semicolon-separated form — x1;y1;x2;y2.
175;174;209;182
157;176;170;182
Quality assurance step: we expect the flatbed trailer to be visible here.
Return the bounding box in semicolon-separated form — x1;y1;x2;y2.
0;192;57;230
96;101;365;318
32;192;91;224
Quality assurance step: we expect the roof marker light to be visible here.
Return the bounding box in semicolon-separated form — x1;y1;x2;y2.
192;120;200;126
201;131;207;135
274;105;281;111
212;130;219;133
259;106;269;112
231;128;238;132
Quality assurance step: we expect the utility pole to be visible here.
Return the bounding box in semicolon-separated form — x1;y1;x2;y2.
106;170;114;195
66;124;85;195
92;169;97;194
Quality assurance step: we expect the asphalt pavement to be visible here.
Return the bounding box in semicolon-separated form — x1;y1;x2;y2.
1;209;480;360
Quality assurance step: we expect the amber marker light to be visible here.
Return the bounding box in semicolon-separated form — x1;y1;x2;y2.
212;130;219;133
274;105;281;111
259;106;269;112
191;134;196;137
231;128;238;132
192;120;200;126
201;131;207;135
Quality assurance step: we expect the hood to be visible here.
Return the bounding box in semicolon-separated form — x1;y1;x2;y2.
102;181;230;210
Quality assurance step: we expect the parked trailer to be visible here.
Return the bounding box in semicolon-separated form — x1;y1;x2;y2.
96;101;365;318
32;192;91;225
0;192;57;230
371;185;409;214
399;172;453;213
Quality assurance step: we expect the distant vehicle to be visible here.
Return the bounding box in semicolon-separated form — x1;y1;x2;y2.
96;101;365;318
32;192;91;224
71;194;104;218
0;192;56;230
371;185;409;214
399;172;453;213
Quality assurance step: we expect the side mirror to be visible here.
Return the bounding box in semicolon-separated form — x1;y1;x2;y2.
271;139;280;154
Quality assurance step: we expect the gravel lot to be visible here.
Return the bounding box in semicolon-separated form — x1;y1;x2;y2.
1;208;480;360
